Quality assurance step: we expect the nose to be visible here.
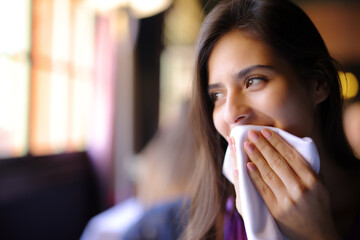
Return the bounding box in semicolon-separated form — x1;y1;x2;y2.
224;91;251;125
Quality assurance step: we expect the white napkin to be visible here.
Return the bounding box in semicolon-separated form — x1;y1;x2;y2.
222;125;320;240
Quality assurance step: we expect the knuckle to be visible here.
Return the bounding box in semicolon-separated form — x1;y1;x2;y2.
273;196;294;218
263;170;274;182
269;134;281;147
271;156;284;169
305;172;317;187
283;195;295;208
256;140;268;152
260;185;268;195
283;149;297;161
292;183;307;199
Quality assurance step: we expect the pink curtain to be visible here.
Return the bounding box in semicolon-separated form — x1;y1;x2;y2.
88;15;118;207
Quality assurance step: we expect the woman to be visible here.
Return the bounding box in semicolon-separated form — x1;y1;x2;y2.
185;0;360;239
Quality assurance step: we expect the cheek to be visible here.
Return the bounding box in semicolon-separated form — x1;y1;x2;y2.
251;88;289;117
278;99;314;136
255;88;314;136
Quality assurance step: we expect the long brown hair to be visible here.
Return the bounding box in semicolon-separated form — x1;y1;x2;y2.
184;0;358;239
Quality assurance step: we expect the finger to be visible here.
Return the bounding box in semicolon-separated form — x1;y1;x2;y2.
232;168;242;213
229;137;238;183
248;130;301;191
246;161;277;210
244;140;286;199
227;136;241;213
229;136;237;169
260;128;317;188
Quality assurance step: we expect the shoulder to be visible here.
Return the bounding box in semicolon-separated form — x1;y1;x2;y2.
123;198;188;240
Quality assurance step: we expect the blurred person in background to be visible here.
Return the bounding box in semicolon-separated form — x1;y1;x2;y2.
343;98;360;159
135;101;195;207
82;101;195;240
122;100;195;240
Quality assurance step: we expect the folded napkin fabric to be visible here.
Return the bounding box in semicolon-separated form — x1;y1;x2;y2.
222;125;320;240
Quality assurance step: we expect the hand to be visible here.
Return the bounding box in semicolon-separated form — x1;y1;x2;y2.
227;136;242;215
238;128;340;240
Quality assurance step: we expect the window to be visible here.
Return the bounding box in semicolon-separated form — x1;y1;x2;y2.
0;0;96;158
0;0;31;158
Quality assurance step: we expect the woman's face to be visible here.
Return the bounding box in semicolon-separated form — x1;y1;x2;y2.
208;30;320;139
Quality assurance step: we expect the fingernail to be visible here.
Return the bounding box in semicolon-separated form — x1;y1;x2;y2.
261;128;272;139
244;141;254;153
247;162;256;172
249;130;259;142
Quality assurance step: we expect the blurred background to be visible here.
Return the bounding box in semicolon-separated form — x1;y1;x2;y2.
0;0;359;239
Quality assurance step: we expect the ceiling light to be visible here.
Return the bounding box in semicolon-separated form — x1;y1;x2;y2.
129;0;172;18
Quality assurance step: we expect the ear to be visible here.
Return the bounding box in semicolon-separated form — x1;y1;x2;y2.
312;73;330;106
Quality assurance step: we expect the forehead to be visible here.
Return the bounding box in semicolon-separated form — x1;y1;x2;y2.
207;30;297;84
208;30;278;77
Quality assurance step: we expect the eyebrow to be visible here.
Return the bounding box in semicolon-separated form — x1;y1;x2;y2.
208;64;275;91
232;64;275;80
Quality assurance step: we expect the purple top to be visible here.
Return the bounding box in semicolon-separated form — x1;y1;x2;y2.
224;197;247;240
224;197;360;240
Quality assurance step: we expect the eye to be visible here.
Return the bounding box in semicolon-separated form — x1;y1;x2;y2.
209;91;224;103
245;76;266;89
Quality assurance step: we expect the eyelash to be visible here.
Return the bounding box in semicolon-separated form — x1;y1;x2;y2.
245;76;267;88
208;75;268;103
209;91;223;103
